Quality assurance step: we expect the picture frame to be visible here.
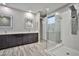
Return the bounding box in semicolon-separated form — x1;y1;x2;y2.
0;13;13;29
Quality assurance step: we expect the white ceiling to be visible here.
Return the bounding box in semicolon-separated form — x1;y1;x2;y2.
6;3;69;13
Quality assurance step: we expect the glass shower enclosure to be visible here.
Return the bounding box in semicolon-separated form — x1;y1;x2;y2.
46;15;62;50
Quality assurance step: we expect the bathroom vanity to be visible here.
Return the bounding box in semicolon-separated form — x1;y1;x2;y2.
0;33;38;50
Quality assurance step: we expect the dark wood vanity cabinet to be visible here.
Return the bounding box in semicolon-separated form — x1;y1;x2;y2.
23;33;38;44
0;33;38;50
6;36;17;47
0;36;9;49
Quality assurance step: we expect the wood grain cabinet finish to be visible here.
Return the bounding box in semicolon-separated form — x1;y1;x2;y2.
0;36;8;49
0;33;38;50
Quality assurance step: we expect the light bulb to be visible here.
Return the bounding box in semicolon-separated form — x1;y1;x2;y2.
46;8;49;11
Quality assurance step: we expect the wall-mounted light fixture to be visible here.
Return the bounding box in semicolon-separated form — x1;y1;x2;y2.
39;9;47;18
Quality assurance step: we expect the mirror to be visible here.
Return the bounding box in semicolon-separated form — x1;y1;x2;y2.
24;12;34;28
0;14;12;28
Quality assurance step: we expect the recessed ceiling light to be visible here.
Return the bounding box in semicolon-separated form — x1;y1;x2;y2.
46;8;49;11
55;12;59;15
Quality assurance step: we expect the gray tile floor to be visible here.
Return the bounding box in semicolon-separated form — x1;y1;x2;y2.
0;42;50;56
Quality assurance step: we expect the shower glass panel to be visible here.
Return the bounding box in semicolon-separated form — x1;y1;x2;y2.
46;15;61;49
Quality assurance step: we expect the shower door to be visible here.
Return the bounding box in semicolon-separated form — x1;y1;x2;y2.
46;15;61;49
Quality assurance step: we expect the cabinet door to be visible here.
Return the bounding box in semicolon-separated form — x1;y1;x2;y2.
22;34;29;44
7;35;17;47
15;34;23;45
27;34;34;43
0;35;8;49
33;33;38;42
23;33;38;44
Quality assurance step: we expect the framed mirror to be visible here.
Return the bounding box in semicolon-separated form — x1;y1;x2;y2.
0;14;13;29
24;12;34;29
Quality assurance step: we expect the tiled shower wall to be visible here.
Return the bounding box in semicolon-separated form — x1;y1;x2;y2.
61;4;79;51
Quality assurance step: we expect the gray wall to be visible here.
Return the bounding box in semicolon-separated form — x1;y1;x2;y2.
0;5;39;34
61;4;79;51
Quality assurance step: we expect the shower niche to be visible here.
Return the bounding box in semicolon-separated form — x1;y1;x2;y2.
70;5;78;35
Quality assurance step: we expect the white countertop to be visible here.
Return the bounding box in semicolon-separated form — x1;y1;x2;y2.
0;31;38;35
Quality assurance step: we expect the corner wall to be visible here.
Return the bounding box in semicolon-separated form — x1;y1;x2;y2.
61;4;79;51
